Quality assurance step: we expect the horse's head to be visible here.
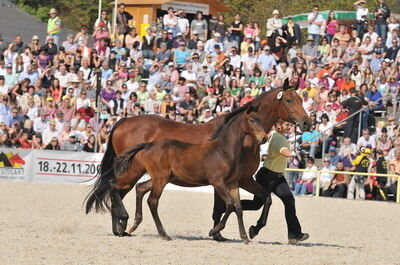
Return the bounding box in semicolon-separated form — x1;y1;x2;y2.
275;79;312;132
242;104;268;144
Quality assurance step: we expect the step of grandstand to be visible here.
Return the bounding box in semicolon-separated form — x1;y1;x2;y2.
0;0;74;42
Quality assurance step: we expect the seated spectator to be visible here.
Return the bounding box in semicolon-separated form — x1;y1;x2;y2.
320;157;335;192
61;135;81;151
44;136;60;150
357;129;376;150
300;124;320;158
323;160;349;198
82;134;96;152
294;158;317;196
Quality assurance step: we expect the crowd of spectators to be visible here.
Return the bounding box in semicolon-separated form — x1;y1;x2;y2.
0;2;398;200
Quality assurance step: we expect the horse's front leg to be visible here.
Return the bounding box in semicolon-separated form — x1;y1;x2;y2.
208;182;235;237
230;187;250;244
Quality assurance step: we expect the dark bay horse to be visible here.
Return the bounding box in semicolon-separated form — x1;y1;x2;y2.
114;105;268;243
85;80;311;239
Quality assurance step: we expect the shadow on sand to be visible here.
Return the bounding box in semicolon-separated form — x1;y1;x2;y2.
130;234;359;249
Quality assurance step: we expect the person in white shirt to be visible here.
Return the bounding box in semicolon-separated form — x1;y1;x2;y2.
266;9;283;38
354;0;369;37
228;47;242;69
42;120;60;145
205;33;224;54
339;137;358;157
180;63;197;83
177;11;189;37
320;158;336;191
76;90;91;109
362;25;379;44
54;64;71;88
357;129;376;149
33;110;49;134
294;158;318;195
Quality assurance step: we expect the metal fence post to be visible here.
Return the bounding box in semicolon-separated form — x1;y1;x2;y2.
316;171;321;197
397;176;400;204
358;111;362;139
321;132;326;161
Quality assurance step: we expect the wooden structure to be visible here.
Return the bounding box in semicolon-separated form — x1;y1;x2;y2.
111;0;231;32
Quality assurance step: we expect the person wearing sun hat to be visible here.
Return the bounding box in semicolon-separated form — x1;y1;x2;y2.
47;8;62;46
266;9;282;38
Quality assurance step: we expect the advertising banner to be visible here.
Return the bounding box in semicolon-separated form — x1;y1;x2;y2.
161;1;209;15
31;150;102;184
0;148;32;182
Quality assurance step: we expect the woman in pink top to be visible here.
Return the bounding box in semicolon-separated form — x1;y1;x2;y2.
125;27;141;50
243;22;255;39
325;11;338;44
92;23;109;48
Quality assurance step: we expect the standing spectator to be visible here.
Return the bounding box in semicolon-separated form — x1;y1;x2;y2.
325;11;338;43
374;0;391;41
94;10;112;32
228;13;243;48
191;11;208;41
388;148;400;200
307;5;324;46
282;17;302;47
266;10;283;41
347;147;373;200
47;8;62;46
342;88;367;143
354;1;369;38
163;7;179;37
177;11;189;38
116;3;133;36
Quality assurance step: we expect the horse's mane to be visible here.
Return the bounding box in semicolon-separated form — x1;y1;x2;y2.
209;88;280;141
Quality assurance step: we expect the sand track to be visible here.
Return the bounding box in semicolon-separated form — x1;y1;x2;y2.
0;181;399;265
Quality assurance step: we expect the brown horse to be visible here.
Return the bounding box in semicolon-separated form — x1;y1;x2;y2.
114;105;267;243
85;80;311;239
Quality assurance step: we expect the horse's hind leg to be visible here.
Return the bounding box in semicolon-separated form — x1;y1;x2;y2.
147;175;171;240
112;162;146;236
110;187;129;236
209;183;235;237
128;179;152;234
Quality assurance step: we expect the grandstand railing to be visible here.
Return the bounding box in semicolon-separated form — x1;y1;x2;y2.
320;104;370;161
285;168;400;203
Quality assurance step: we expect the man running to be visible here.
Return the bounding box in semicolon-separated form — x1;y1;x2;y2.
241;120;309;244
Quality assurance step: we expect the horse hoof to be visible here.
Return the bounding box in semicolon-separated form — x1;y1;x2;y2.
244;239;250;245
161;235;172;241
118;232;130;237
209;228;218;237
212;233;228;242
249;225;258;239
128;224;138;234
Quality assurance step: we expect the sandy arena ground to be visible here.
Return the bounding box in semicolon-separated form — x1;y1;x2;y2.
0;181;399;265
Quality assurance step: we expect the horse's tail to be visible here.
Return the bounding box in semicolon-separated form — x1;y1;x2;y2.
84;118;126;214
114;142;154;177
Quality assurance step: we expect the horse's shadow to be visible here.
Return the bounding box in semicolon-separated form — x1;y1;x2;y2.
136;234;359;249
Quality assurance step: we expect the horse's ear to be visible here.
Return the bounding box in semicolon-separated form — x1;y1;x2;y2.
246;102;260;114
283;78;290;91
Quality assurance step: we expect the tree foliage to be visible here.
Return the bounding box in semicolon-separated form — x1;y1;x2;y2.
15;0;400;31
16;0;112;31
222;0;400;27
